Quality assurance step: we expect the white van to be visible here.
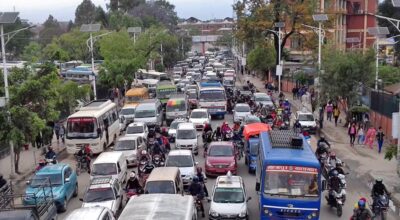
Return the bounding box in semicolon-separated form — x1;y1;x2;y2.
134;99;163;127
176;123;199;155
64;207;115;220
144;167;183;194
90;152;128;183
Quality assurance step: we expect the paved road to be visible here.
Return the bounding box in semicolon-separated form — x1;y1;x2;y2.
56;118;396;219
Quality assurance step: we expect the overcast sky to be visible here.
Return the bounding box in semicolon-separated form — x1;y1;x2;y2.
0;0;234;23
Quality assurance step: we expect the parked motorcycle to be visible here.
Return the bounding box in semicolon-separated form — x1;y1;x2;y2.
372;194;390;220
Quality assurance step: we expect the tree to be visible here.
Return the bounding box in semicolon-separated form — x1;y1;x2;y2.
234;0;317;64
108;11;142;31
39;15;65;46
42;41;70;62
118;0;145;13
3;17;33;60
378;0;400;62
247;44;276;77
321;48;375;124
21;42;42;63
214;33;234;49
95;6;109;27
379;65;400;85
56;81;91;118
75;0;97;26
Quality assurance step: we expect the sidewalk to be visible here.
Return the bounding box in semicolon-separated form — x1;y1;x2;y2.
242;74;400;214
0;134;66;185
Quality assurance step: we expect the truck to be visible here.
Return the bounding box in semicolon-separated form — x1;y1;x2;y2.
0;179;57;220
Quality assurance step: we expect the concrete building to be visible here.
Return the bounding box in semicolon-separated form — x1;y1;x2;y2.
178;17;234;35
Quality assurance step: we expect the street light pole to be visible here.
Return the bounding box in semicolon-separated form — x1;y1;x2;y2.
89;33;97;100
278;27;282;93
375;39;379;90
318;22;322;71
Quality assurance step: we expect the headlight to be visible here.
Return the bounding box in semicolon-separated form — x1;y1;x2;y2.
206;160;212;167
229;161;235;167
263;207;269;215
210;210;219;217
238;211;247;218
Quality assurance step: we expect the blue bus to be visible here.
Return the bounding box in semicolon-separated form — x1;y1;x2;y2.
245;137;259;174
255;130;323;220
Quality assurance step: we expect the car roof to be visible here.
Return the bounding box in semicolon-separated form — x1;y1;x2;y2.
136;102;157;109
118;135;139;141
65;207;110;220
89;176;117;189
297;110;313;115
37;163;68;174
216;175;243;188
177;122;195;130
146;167;180;181
235;103;250;107
93;152;123;164
210;141;234;147
254;92;268;96
168;149;192;156
128;122;145;127
122;105;136;110
171;118;187;123
192;108;208;113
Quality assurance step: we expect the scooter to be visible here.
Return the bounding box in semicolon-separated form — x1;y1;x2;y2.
326;174;347;217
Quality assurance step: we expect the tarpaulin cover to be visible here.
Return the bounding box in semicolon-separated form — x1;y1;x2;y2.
243;122;271;140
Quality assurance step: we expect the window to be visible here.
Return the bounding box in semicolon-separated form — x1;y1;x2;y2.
64;167;72;179
353;2;361;14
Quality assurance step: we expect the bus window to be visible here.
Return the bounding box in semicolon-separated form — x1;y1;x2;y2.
67;117;98;138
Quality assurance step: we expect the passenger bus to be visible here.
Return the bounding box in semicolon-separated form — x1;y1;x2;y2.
65;100;120;154
62;66;94;84
124;86;149;107
256;130;323;220
198;82;227;118
135;69;168;85
156;81;177;106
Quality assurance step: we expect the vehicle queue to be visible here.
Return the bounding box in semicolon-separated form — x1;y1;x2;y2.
0;51;384;220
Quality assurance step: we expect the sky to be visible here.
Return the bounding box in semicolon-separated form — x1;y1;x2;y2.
0;0;234;23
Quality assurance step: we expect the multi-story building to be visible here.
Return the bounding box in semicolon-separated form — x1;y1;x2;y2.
178;17;234;35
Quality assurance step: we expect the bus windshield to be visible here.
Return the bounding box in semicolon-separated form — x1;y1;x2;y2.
67;117;98;138
157;88;177;99
199;90;225;101
264;166;319;198
166;101;186;112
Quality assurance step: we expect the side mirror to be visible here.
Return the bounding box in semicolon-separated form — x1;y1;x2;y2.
79;198;83;202
255;182;260;191
207;198;211;202
246;197;252;202
65;178;70;183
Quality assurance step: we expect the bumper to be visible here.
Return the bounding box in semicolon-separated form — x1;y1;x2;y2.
209;215;247;220
205;166;236;176
176;145;198;153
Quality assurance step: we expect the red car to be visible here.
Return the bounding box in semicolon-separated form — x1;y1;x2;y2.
205;142;237;176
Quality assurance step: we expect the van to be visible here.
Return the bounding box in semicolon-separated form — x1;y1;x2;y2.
144;167;183;194
90;152;127;183
134;99;163;127
119;105;135;131
175;122;199;155
165;94;189;126
64;207;115;220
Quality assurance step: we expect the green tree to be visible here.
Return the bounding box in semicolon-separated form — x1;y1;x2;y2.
95;6;109;27
75;0;97;26
42;41;70;61
379;65;400;85
3;17;33;60
214;33;233;49
39;15;65;46
108;11;142;31
21;42;42;63
56;81;91;118
247;44;276;77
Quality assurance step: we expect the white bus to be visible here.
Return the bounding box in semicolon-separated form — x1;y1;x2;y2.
135;69;168;85
65;100;120;154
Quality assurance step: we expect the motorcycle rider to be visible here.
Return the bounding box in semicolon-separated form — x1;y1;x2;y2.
152;140;165;161
317;135;331;148
293;119;302;133
326;151;341;172
233;121;241;132
196;167;209;198
371;178;390;209
330;161;345;176
189;176;205;217
126;171;143;193
45;147;56;162
326;170;344;204
351;198;373;220
315;142;330;160
0;173;7;189
77;144;92;173
139;149;151;163
212;126;223;141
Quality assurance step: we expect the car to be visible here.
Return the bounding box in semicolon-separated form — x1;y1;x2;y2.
119;106;136;131
165;150;198;190
209;173;250;219
176;122;199;155
113;135;145;167
24;163;78;212
233;103;252;122
243;115;261;125
296;110;317;133
168;118;187;142
205;142;237;176
173;67;183;75
125;122;148;140
64;207;115;220
81;177;123;216
172;74;181;84
253;92;274;108
189;109;211;130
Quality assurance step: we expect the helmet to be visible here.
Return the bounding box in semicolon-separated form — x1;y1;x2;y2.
336;161;342;166
332;170;338;177
376;178;383;183
192;176;199;183
142;150;147;155
129;171;136;179
358;199;366;209
330;152;336;159
320;134;325;140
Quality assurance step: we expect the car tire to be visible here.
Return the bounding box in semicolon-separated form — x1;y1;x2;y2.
73;184;78;197
59;198;67;212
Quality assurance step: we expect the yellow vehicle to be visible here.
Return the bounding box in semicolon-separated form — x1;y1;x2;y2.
125;87;149;107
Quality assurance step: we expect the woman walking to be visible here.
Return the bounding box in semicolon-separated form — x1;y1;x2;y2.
376;127;385;154
357;125;365;145
348;122;357;147
326;101;333;122
364;127;377;149
333;106;340;127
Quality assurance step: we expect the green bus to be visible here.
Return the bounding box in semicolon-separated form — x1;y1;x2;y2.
156;81;177;106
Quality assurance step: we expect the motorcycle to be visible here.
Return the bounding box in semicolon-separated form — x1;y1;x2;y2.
326;174;347;217
222;128;233;141
372;194;389;220
139;163;155;185
194;195;205;218
125;188;143;203
152;154;165;167
74;154;90;176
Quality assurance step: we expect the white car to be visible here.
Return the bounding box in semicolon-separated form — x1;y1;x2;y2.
176;123;199;155
209;173;250;219
119;106;136;131
114;136;145;166
296;110;317;134
168;118;187;142
81;177;123;216
172;74;181;84
253;92;274;108
125;122;148;140
165;150;198;189
189;109;211;130
233;103;252;122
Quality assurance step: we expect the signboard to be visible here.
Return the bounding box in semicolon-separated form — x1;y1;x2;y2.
392;112;399;139
267;165;318;174
276;65;282;76
128;27;142;33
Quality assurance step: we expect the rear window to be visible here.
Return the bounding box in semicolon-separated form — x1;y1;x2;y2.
145;181;175;194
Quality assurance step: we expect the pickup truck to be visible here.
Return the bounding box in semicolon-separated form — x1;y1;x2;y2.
0;180;57;220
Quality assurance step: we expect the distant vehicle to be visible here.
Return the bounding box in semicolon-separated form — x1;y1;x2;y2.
113;135;145;167
165;150;198;190
119;106;135;131
118;194;196;220
125;122;148;140
243;115;261;125
205;142;237;176
198;82;227;119
172;74;181;84
144;167;183;194
81;177;123;216
253;93;274;108
156;81;177;106
90;152;128;184
66;100;120;154
296;110;317;134
124;86;149;108
25;163;78;212
168;118;187;142
166;94;189;126
209;173;250;219
176;123;199;155
189;109;211;130
135;69;168;85
187;89;199;109
134;99;163;128
64;207;115;220
173;66;183;75
245;137;259;173
222;77;235;89
233;103;252;123
255;130;322;219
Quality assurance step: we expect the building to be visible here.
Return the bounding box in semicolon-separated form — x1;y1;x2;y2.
178;17;234;35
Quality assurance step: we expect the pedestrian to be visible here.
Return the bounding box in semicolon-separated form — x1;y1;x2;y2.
333;106;340;127
318;107;324;129
54;122;60;143
376;127;385;154
326;101;333;122
59;124;65;144
357;125;365;145
348;122;357;147
292;87;298;100
364;126;377;149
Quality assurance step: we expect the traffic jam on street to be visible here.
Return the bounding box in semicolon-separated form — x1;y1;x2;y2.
0;50;395;220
